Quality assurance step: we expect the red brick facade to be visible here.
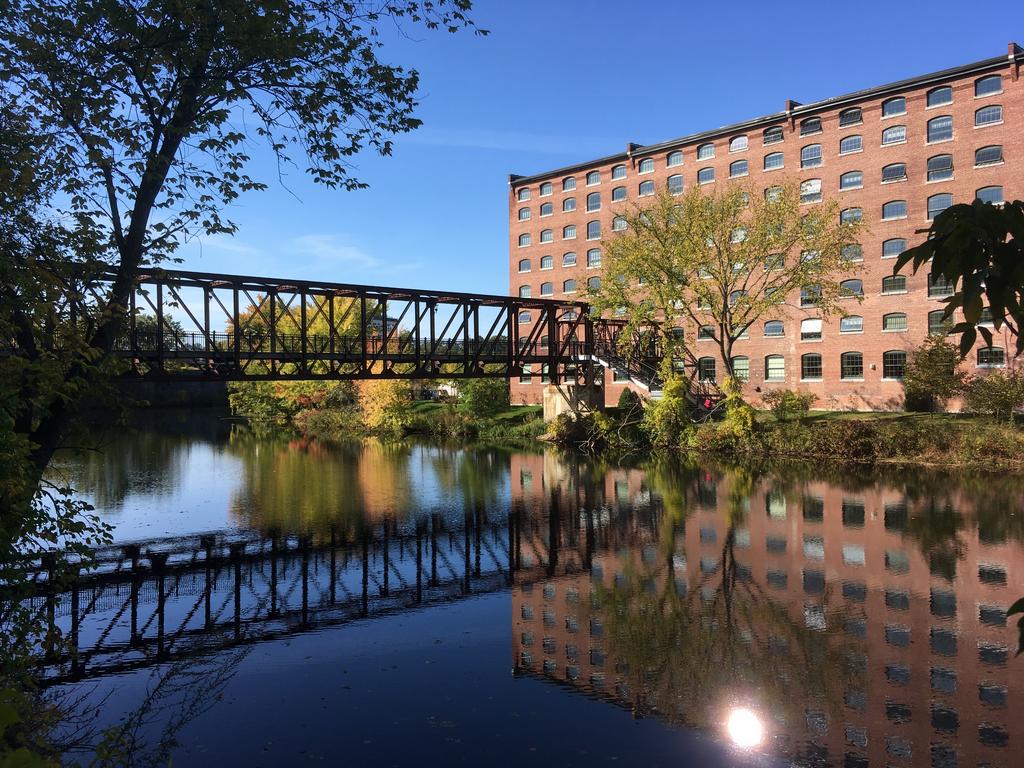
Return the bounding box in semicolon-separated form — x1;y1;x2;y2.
508;45;1023;409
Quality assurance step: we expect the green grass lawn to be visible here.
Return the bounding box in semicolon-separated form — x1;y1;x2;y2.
408;400;542;424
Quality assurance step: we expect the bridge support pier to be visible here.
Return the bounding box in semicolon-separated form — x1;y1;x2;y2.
542;384;603;423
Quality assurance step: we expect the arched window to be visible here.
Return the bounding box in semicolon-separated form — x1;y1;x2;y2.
977;186;1004;205
729;159;748;177
927;86;953;107
840;279;863;297
539;281;553;296
927;115;953;143
800;144;822;168
881;275;906;294
800;117;821;136
611;164;627;180
975;74;1002;97
517;259;530;273
586;221;601;240
698;357;717;381
928;310;948;335
638;180;655;196
518;233;531;247
882;312;908;331
839;135;862;154
764;320;785;337
539;182;553;196
638;158;655;174
539;229;553;243
927;154;953;182
698;325;715;340
585;170;601;185
764;354;785;381
539;202;552;217
882;238;906;259
975;105;1002;126
517;311;531;324
882;350;907;379
840;207;862;223
977;346;1005;367
611;186;626;202
882;200;907;220
540;255;553;269
839;107;862;127
840;171;863;190
586;248;601;267
928;273;955;298
975;145;1003;167
586;192;601;212
562;224;576;239
698;167;715;184
731;356;750;381
763;152;784;170
563;197;576;212
612;216;627;231
764;186;783;202
518;285;531;298
881;125;906;145
882;162;907;182
882;96;906;117
841;244;863;263
697;143;715;160
587;276;601;290
801;318;823;340
729;289;747;305
927;193;952;220
562;176;576;191
667;150;683;167
517;188;531;201
562;279;577;293
840;352;864;380
800;179;822;203
801;353;823;380
800;285;821;307
517;207;531;221
840;316;863;333
763;126;784;145
667;174;683;195
729;135;748;152
561;252;576;267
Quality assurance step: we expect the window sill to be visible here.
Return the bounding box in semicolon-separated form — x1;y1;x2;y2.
975;120;1003;129
839;330;864;335
800;164;823;171
975;91;1003;99
839;122;863;129
926;137;954;146
881;377;904;382
881;177;907;184
881;216;908;222
840;185;864;192
882;329;908;333
841;378;866;382
800;378;823;383
730;173;749;179
800;337;823;342
763;165;784;172
975;161;1004;169
799;131;823;138
882;290;908;296
880;112;907;120
925;102;952;110
839;148;863;156
977;364;1006;369
926;176;953;184
881;140;908;147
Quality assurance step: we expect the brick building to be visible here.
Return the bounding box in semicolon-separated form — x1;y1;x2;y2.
508;45;1023;409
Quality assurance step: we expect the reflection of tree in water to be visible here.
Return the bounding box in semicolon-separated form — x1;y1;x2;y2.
425;444;509;512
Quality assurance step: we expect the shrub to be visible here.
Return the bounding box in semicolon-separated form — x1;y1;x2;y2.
457;378;509;418
963;370;1024;422
902;336;965;412
357;380;412;433
643;377;692;447
617;388;643;411
292;407;363;440
761;389;816;421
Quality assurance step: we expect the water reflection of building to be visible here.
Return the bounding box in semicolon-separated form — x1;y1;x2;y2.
510;453;1022;767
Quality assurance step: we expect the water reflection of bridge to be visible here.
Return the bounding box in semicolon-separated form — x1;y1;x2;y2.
25;497;627;687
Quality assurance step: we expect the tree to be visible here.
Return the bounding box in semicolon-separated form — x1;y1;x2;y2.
457;378;509;418
895;199;1024;356
902;335;965;412
1;0;484;500
590;182;864;379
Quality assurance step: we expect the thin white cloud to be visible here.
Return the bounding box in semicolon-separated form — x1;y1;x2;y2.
291;234;423;279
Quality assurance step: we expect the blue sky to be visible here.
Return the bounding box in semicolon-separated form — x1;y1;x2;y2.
178;0;1024;296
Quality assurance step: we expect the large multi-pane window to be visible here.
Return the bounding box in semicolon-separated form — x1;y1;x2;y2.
667;174;684;195
638;158;655;174
801;318;823;341
612;216;627;231
839;135;862;154
586;248;601;267
927;154;953;181
841;352;864;379
977;346;1005;367
540;255;553;269
611;164;627;180
764;186;782;202
882;97;906;117
518;259;530;273
927;193;953;220
697;143;715;160
611;186;626;202
800;179;822;203
977;185;1004;205
928;310;949;336
765;355;785;381
883;350;907;379
764;320;785;337
698;357;717;381
975;74;1002;97
587;276;601;290
539;182;553;196
586;170;601;185
800;144;823;168
927;86;953;107
800;117;821;136
928;273;955;298
517;188;531;201
800;285;821;307
539;202;552;216
840;279;863;297
562;252;576;267
563;224;576;239
586;221;601;240
882;238;906;259
518;285;531;298
801;353;823;380
586;192;601;211
517;311;531;324
882;275;907;294
882;125;906;145
562;177;576;191
841;244;863;263
882;312;908;331
840;171;863;190
562;279;576;293
729;159;748;177
882;200;907;220
563;197;576;212
539;281;553;296
839;107;862;126
882;162;907;183
539;229;553;243
764;152;784;170
730;135;748;152
763;126;784;145
698;325;715;340
927;115;953;143
840;207;862;224
976;105;1003;126
975;145;1003;167
840;315;863;333
731;356;750;381
518;207;531;221
667;150;683;167
638;180;655;196
518;233;531;247
698;167;715;184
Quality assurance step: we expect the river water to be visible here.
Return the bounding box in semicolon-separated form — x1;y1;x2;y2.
44;409;1024;766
